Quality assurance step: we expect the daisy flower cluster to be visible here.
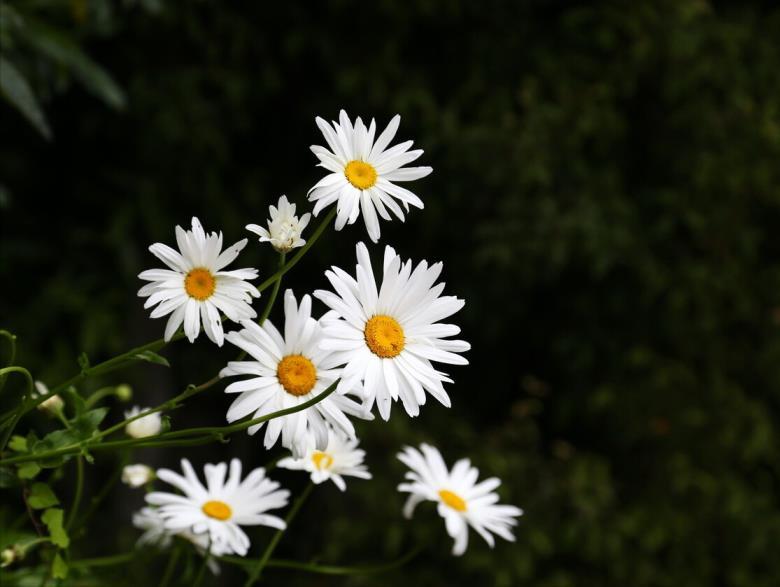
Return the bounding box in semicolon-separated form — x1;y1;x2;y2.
129;110;521;562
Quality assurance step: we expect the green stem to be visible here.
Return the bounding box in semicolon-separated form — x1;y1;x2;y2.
84;386;121;409
0;366;34;450
238;252;286;361
74;450;129;535
219;545;422;576
0;380;338;465
69;551;136;568
0;330;17;392
66;457;84;529
160;542;182;587
193;539;212;587
244;482;314;586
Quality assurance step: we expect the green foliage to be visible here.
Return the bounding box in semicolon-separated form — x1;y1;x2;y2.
27;483;58;509
133;350;170;368
41;508;69;549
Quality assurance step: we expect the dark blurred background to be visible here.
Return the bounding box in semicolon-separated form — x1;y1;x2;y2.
2;0;780;585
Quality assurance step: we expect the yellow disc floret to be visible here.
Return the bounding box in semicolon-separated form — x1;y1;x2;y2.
184;267;216;301
202;500;232;520
364;315;405;358
344;160;378;190
311;451;334;470
438;489;467;512
277;355;317;396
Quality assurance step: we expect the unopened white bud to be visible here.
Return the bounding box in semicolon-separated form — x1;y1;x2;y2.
122;464;155;488
124;406;162;438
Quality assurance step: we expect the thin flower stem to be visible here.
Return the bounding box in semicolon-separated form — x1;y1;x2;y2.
193;538;213;587
69;551;136;568
160;542;182;587
238;252;287;361
219;545;422;576
244;482;314;586
0;330;18;392
74;449;129;535
0;366;34;450
0;380;338;465
66;456;85;529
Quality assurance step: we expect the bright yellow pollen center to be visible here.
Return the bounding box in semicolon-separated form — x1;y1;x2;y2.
202;500;232;520
364;315;405;358
277;355;317;396
344;160;378;190
311;451;334;470
184;267;216;301
438;490;467;512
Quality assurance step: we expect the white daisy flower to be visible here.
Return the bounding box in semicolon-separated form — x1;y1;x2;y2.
397;444;523;556
277;428;372;491
308;110;432;242
138;216;260;346
146;458;289;557
246;195;311;253
314;242;470;421
220;290;372;458
124;406;162;439
122;464;155;488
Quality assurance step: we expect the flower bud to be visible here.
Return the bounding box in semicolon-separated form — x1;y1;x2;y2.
114;384;133;402
122;464;155;488
1;547;17;568
34;381;64;415
124;406;163;438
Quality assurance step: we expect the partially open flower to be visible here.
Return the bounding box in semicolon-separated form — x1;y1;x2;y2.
246;195;311;253
33;381;63;415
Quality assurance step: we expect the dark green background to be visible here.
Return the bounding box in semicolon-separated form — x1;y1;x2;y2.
2;0;780;585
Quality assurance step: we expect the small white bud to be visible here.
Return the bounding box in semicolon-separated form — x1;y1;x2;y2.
121;464;155;488
124;406;162;438
1;547;16;568
33;381;64;415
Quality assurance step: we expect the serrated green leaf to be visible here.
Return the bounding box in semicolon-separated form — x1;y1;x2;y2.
41;508;69;548
52;553;68;579
0;56;52;140
17;462;40;480
28;482;59;509
133;350;170;367
22;22;127;110
8;435;27;452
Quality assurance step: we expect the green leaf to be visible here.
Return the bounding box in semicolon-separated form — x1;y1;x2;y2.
52;553;68;579
28;482;59;509
133;350;170;367
77;352;90;372
71;408;108;436
8;435;27;452
0;56;52;140
17;462;40;480
41;508;69;548
22;22;127;110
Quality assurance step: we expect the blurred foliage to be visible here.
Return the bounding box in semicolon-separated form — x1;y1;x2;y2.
2;0;780;585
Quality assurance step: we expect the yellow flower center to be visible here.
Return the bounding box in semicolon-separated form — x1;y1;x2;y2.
184;267;216;301
277;355;317;396
364;315;405;358
202;500;232;520
344;160;378;190
311;451;334;470
438;490;467;512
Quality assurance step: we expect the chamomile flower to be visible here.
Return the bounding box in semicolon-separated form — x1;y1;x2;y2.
246;195;311;253
314;242;469;421
308;110;432;242
138;217;260;346
277;429;371;491
146;458;289;557
397;444;523;556
220;290;371;457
